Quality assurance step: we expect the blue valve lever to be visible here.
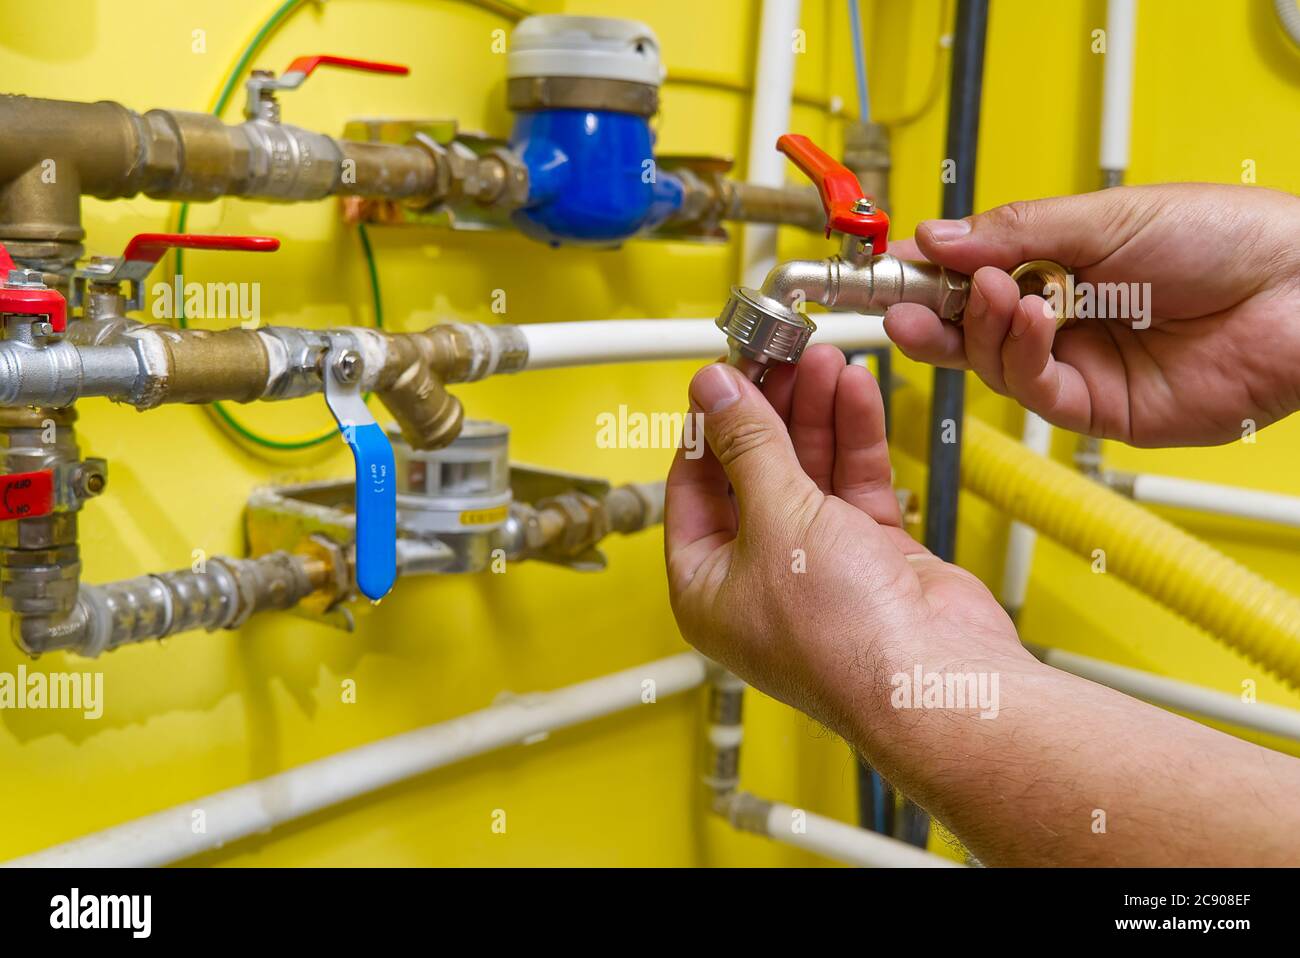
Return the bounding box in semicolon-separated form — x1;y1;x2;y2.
322;344;396;601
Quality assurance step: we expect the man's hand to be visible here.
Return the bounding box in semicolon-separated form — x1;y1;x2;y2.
665;345;1031;741
885;184;1300;446
664;345;1300;866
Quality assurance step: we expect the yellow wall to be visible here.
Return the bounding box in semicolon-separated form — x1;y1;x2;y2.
1;0;1297;866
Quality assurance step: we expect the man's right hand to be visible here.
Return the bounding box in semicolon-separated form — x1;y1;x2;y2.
883;183;1300;447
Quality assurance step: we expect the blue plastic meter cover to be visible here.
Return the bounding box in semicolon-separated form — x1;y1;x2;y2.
510;108;684;245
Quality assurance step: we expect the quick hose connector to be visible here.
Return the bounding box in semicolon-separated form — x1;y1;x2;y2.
716;286;816;381
506;15;683;245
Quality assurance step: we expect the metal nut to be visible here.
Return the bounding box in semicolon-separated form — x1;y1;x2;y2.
5;268;45;288
75;461;108;498
333;350;362;384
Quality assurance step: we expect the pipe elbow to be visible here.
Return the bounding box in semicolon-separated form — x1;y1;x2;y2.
758;258;836;310
12;598;94;657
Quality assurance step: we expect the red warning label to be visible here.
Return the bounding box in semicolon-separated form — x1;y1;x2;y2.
0;470;54;520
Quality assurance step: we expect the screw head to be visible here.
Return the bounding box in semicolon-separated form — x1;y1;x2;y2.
333;350;363;384
852;198;875;214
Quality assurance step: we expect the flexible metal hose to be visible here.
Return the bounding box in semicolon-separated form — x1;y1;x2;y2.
894;387;1300;689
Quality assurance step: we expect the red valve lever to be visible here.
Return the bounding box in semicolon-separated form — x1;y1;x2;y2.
776;133;889;253
0;241;66;333
282;55;410;83
74;233;280;312
121;233;280;269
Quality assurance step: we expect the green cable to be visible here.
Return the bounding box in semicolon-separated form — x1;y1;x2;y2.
173;0;386;452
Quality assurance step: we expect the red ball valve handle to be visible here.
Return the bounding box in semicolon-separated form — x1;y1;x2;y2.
776;133;890;252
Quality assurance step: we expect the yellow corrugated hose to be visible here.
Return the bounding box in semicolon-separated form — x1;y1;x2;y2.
893;387;1300;689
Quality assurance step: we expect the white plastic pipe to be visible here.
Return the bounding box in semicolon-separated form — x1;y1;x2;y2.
1100;0;1137;181
759;798;960;867
741;0;802;288
5;653;709;868
519;313;886;370
1126;473;1300;529
1038;647;1300;743
1000;412;1052;616
1278;0;1300;47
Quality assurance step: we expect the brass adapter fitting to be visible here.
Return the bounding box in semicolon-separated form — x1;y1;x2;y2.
376;323;527;450
375;335;464;452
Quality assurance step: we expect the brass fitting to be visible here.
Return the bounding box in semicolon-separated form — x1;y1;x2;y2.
533;492;610;560
510;481;665;564
285;535;351;619
375;337;464;452
1010;259;1077;329
375;324;527;450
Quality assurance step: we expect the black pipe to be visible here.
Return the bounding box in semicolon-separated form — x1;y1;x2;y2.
854;345;894;835
903;0;991;850
926;0;988;564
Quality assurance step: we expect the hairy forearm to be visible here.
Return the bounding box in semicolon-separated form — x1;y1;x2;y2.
854;653;1300;866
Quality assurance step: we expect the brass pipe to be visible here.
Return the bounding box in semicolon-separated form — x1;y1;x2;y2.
720;181;826;232
337;140;441;202
0;95;443;203
0;94;450;268
669;168;827;234
153;327;271;405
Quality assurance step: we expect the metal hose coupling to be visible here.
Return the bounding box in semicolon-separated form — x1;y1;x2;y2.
715;286;815;381
715;253;971;380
